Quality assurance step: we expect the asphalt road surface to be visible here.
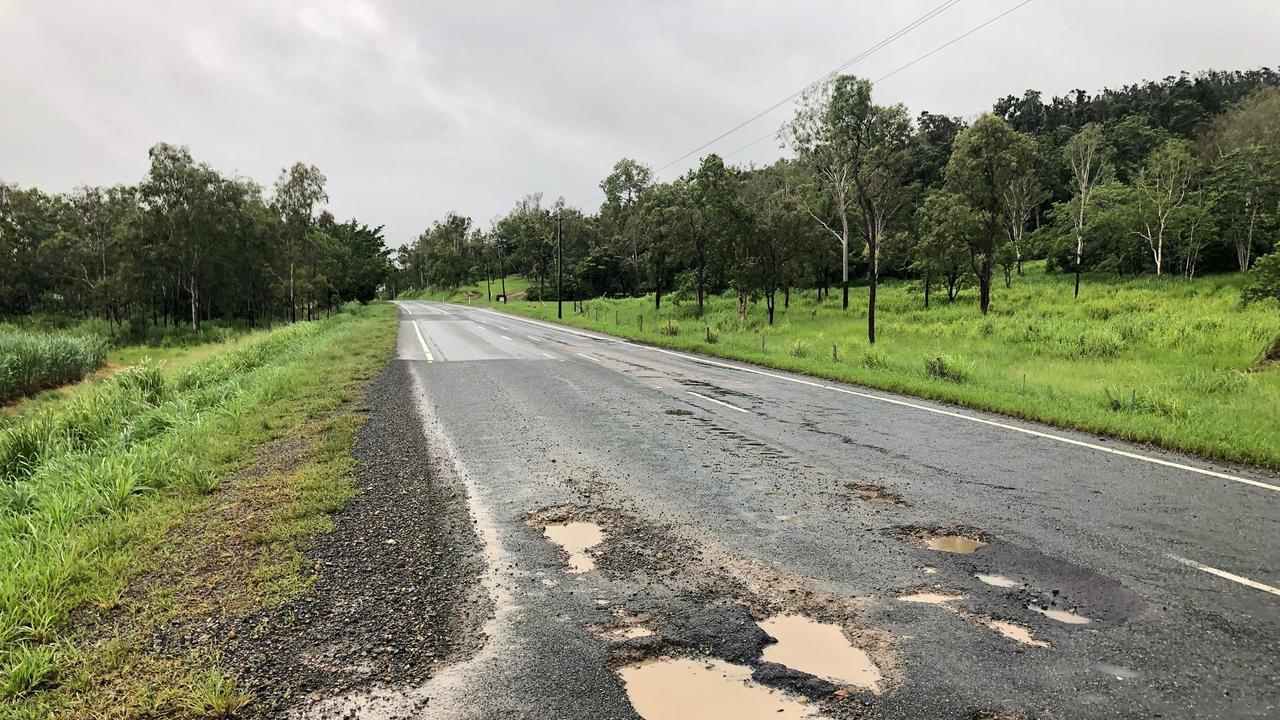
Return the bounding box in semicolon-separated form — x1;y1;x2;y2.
310;299;1280;720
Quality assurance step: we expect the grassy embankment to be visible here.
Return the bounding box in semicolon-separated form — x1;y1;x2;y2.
414;265;1280;470
0;302;397;718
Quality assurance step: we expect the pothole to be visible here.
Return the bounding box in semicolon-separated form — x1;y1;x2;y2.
846;483;907;506
897;590;965;605
757;614;882;691
982;618;1049;648
618;657;821;720
1030;605;1090;625
664;409;694;416
925;536;986;554
897;526;988;555
542;521;604;573
976;573;1019;588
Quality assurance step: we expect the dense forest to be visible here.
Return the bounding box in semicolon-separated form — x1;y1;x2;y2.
1;144;390;330
397;68;1280;341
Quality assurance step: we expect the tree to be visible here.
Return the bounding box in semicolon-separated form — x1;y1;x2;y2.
1133;139;1196;275
1063;123;1111;296
786;78;857;311
915;191;978;306
273;163;328;322
600;158;653;294
946;114;1037;314
687;154;742;316
787;75;911;343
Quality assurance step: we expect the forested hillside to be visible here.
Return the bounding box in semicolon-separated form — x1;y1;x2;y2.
1;144;390;330
397;67;1280;341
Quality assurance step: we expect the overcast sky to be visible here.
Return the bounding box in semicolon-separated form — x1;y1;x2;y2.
2;1;1277;246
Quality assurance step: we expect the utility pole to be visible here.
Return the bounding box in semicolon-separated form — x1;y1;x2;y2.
556;213;564;319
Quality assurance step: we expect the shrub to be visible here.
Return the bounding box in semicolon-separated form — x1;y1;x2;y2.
0;330;107;403
1241;252;1280;307
788;340;810;358
861;348;890;369
924;353;971;383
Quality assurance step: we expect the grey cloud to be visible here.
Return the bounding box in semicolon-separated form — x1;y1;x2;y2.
2;0;1277;246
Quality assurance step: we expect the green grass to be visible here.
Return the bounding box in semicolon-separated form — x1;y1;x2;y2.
418;264;1280;470
0;329;108;404
0;302;397;718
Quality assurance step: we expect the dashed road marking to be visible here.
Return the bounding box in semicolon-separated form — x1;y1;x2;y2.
501;335;513;341
1169;554;1280;597
687;391;751;414
577;353;602;363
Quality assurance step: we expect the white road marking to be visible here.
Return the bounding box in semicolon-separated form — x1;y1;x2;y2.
687;391;751;414
501;335;513;341
411;320;434;363
1169;554;1280;597
478;307;1280;495
527;335;540;342
577;353;602;362
541;352;554;359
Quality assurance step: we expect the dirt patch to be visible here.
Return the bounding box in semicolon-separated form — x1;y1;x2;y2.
216;360;488;718
664;408;694;416
846;482;909;506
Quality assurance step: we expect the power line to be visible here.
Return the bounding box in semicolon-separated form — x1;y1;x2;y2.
574;0;964;209
724;0;1037;162
650;0;963;177
874;0;1035;83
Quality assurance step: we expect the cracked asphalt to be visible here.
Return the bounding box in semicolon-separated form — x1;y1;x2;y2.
285;300;1280;720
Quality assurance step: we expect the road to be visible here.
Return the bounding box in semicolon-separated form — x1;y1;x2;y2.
316;299;1280;719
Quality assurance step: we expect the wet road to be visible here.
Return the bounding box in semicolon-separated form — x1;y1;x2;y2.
333;300;1279;719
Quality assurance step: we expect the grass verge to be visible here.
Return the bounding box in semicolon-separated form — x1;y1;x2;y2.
0;302;397;718
416;266;1280;470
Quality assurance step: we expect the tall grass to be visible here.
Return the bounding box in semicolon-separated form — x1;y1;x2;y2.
423;265;1280;469
0;330;108;404
0;303;391;705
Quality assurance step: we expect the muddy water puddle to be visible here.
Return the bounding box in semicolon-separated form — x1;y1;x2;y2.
898;591;964;605
983;618;1049;647
757;614;882;690
618;657;821;720
976;573;1019;588
925;535;986;554
1031;605;1090;624
542;521;604;573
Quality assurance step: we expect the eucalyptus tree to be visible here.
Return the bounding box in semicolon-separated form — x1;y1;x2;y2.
915;191;979;307
1063;123;1111;296
273;162;329;322
786;75;912;343
600;158;653;294
637;182;692;310
1133;139;1196;276
945;113;1037;315
687;154;743;316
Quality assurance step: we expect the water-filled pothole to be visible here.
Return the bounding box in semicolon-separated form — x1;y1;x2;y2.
983;618;1049;647
925;536;986;554
757;614;882;691
618;657;820;719
976;573;1019;588
897;591;964;605
1031;605;1090;624
543;521;604;573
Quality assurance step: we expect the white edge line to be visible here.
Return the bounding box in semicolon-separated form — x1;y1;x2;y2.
687;390;751;414
410;318;434;363
1169;554;1280;597
476;307;1280;494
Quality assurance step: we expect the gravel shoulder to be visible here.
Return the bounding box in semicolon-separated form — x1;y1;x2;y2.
223;359;487;717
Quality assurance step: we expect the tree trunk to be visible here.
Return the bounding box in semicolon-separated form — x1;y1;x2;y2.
924;272;931;309
189;273;199;331
979;254;993;315
737;290;746;321
867;236;877;345
839;211;850;311
783;286;790;309
766;292;775;325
